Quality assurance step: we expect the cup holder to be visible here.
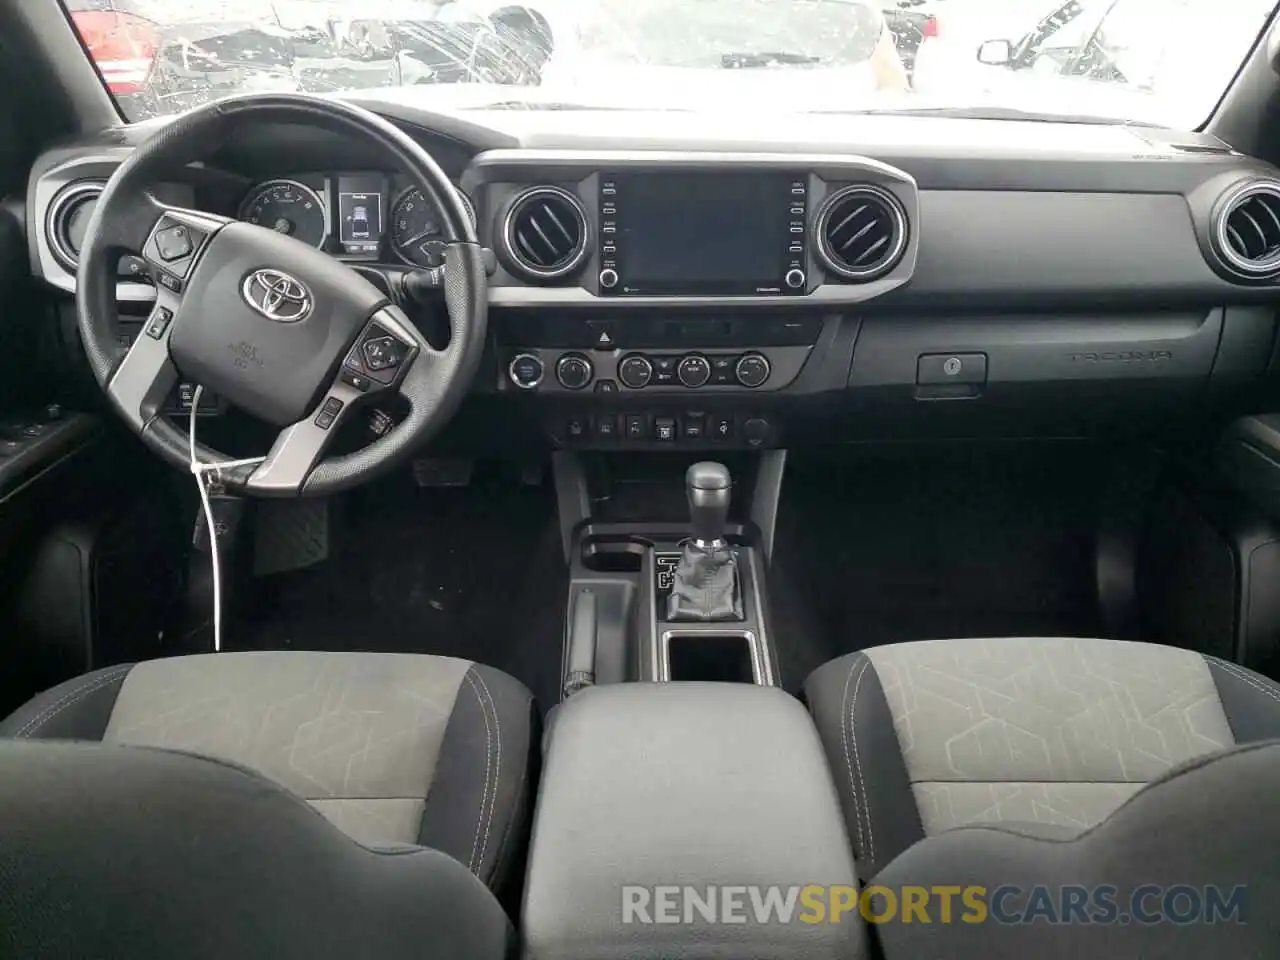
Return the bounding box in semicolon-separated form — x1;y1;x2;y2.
581;537;646;573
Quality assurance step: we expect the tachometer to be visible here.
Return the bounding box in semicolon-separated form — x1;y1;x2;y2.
238;179;327;248
391;187;476;267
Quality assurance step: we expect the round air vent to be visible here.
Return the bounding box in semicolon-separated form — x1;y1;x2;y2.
1215;180;1280;279
814;184;908;282
46;180;106;270
502;186;588;281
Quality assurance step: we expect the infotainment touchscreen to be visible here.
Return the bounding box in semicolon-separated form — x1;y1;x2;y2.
599;171;807;296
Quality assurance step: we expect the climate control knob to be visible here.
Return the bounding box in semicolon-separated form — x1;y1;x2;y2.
618;354;654;389
785;268;806;290
556;353;593;390
735;353;771;388
677;354;712;388
508;353;544;389
599;267;619;289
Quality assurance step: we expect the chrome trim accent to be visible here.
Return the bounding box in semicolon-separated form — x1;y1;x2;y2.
501;186;589;280
508;352;544;389
814;184;909;282
45;180;105;270
240;269;314;323
1213;179;1280;278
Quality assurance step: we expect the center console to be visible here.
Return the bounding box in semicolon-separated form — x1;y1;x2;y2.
523;683;865;960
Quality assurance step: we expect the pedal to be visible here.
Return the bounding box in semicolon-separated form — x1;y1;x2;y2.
412;457;474;488
253;497;330;576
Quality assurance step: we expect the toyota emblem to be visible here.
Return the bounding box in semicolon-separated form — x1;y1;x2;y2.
241;269;313;322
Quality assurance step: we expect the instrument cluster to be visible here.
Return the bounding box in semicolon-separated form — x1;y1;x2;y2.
236;172;477;267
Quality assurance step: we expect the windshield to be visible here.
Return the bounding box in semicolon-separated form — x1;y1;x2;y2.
61;0;1277;127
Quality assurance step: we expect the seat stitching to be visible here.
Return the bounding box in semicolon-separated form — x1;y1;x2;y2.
1214;659;1280;703
15;666;133;738
463;671;493;874
471;669;502;872
849;658;877;866
839;656;868;856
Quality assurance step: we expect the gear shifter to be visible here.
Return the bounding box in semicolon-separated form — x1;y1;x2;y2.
667;462;744;622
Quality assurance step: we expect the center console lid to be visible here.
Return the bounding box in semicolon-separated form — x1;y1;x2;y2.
523;683;865;959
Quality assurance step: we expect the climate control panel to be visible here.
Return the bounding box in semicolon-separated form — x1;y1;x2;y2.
505;347;799;394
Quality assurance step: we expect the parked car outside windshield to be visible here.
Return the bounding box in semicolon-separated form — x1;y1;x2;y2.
62;0;1279;127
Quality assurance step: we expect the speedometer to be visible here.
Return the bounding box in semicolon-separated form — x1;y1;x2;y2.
238;179;327;248
391;187;477;267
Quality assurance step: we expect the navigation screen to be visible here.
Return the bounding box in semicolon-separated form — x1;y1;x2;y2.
615;171;793;295
338;178;383;256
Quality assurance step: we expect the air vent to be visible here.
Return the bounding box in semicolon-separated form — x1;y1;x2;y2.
46;180;106;271
1216;181;1280;279
815;185;908;282
503;186;588;280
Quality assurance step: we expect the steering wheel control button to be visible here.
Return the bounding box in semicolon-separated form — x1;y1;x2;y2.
144;307;174;340
508;353;544;390
157;272;183;294
556;354;594;390
618;354;654;389
784;268;806;290
314;396;345;430
341;369;373;392
362;336;404;372
654;417;676;442
155;225;193;262
735;353;771;388
677;354;712;388
917;352;988;386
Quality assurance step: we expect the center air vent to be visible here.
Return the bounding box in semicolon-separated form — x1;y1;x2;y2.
815;184;908;282
1215;181;1280;279
502;186;588;281
46;180;106;271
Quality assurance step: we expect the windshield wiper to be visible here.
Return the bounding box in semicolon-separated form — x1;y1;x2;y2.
814;105;1162;127
721;51;821;69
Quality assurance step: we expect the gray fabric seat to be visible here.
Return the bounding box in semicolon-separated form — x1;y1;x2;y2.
805;636;1280;877
0;651;537;892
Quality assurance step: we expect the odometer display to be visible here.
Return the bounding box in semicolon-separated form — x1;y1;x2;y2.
391;187;476;267
238;179;327;248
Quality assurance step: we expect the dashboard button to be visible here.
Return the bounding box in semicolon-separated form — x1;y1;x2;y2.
677;354;712;388
508;353;544;389
556;354;594;390
594;379;618;394
652;356;678;386
735;353;771;388
618;354;654;389
784;268;806;290
654;417;676;442
624;414;647;440
595;415;618;440
681;413;706;440
599;268;619;289
711;356;736;384
743;417;771;447
567;417;587;441
588;320;617;349
710;416;734;442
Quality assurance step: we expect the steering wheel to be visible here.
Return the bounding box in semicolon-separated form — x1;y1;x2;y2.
77;94;488;497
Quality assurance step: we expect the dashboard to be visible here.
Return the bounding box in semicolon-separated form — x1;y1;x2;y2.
22;106;1280;451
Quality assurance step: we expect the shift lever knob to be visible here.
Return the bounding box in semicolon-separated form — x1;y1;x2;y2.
687;461;731;545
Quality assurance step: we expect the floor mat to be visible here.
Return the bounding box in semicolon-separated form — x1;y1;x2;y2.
774;445;1107;669
232;464;566;712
